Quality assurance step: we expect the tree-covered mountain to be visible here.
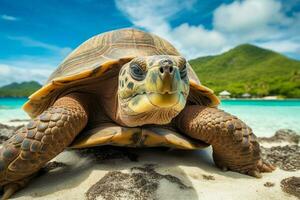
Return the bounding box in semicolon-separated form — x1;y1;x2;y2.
189;44;300;98
0;81;42;97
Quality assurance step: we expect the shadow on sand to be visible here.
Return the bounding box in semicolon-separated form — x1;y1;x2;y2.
8;146;257;199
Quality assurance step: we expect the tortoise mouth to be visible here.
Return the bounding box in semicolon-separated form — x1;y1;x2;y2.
125;91;186;113
124;90;186;101
147;92;182;108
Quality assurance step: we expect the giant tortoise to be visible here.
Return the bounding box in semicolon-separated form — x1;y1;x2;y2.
0;28;275;199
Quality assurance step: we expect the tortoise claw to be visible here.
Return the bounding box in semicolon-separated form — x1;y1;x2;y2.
248;170;262;178
2;183;21;200
1;174;35;200
247;160;275;178
257;160;276;173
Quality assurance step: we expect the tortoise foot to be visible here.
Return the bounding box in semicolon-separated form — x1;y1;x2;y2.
211;114;276;178
214;157;276;178
176;105;276;178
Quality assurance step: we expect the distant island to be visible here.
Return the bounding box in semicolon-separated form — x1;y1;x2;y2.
190;44;300;98
0;81;42;97
0;44;299;98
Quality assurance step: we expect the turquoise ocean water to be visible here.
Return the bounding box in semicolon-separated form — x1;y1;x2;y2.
0;98;299;137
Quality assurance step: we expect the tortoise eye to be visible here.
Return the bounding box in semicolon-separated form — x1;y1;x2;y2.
130;63;145;81
180;64;187;79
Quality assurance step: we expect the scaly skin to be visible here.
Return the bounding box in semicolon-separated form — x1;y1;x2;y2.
0;94;88;199
176;105;275;177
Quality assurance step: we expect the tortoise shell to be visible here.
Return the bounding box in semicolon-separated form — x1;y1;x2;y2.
22;29;219;149
23;28;219;118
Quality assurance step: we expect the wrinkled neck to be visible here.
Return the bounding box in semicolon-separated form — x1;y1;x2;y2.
97;79;120;123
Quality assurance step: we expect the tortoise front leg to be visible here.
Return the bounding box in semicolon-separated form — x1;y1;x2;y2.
0;94;88;199
176;105;275;177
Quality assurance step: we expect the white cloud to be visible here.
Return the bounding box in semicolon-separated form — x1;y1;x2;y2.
256;40;300;54
212;0;300;54
171;24;226;56
0;58;54;86
116;0;184;39
115;0;300;59
1;14;19;21
0;36;73;86
213;0;291;34
115;0;226;58
7;36;72;56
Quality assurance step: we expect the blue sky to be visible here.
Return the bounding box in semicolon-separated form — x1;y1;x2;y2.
0;0;299;86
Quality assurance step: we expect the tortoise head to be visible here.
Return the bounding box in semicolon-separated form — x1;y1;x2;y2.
117;55;189;126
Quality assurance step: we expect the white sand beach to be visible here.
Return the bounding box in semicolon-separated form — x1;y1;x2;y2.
3;139;298;200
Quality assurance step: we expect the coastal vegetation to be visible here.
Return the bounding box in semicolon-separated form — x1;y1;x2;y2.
190;44;300;98
0;81;42;97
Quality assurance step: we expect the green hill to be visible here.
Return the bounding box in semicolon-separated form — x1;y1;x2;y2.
189;44;300;98
0;81;42;97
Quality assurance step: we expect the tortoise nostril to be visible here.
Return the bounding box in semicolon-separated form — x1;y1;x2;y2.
159;66;173;74
159;67;164;74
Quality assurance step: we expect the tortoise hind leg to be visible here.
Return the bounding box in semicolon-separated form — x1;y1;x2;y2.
0;94;88;199
176;105;275;177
